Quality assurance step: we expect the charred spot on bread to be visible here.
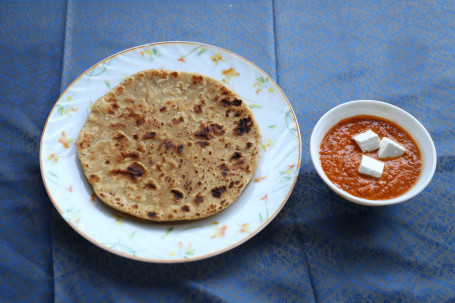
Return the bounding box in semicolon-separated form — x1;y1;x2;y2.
89;174;100;182
109;102;120;114
194;193;204;204
110;122;126;129
119;151;140;160
221;99;231;107
231;152;242;161
194;123;225;140
144;181;156;189
211;186;226;198
220;86;230;95
125;107;145;126
113;132;127;141
181;205;191;212
110;162;146;182
196;141;210;148
172;116;184;124
147;211;158;218
143;132;156;140
232;99;242;106
218;163;229;177
234;117;254;136
221;98;242;107
171;189;184;200
192;75;203;85
78;137;91;150
177;144;184;155
194;104;203;113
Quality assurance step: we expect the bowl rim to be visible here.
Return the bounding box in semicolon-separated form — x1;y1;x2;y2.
310;99;437;206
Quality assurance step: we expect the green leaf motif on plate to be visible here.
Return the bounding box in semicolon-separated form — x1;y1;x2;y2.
285;110;298;138
142;46;161;61
257;77;268;83
253;76;274;94
56;105;78;116
197;47;207;56
104;243;137;256
162;227;174;238
177;46;206;63
85;59;112;78
47;171;58;177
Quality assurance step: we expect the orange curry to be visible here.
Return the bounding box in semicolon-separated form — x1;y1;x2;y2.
320;115;422;200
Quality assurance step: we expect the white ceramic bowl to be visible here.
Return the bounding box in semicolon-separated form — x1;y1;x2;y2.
310;100;437;206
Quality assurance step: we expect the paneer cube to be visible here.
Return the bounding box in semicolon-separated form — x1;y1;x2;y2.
358;155;384;178
353;130;380;152
378;137;406;159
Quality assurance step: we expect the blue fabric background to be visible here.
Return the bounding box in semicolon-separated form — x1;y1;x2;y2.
1;0;454;302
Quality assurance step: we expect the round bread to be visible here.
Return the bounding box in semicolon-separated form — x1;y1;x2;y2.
77;69;261;221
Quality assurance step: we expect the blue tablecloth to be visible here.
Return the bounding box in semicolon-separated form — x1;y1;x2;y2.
1;0;454;301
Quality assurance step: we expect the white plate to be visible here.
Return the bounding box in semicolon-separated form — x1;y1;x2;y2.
40;42;301;263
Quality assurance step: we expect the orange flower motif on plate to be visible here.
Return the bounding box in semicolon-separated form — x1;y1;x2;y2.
211;225;227;239
261;138;274;151
222;68;240;79
253;77;274;94
58;131;73;149
47;152;59;164
211;53;225;66
280;164;297;182
254;175;267;183
177;46;206;63
176;242;195;258
238;223;250;233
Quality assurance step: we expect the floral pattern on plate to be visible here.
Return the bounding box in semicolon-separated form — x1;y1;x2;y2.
40;41;301;263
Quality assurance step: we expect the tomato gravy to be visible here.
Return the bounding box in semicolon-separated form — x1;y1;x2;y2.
320;116;422;200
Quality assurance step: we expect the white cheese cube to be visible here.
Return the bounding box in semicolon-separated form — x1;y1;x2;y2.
353;130;380;152
378;137;406;159
358;155;384;178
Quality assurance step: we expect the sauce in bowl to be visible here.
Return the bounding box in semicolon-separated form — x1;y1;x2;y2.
320;115;422;200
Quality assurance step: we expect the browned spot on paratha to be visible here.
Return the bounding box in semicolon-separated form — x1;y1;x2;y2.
110;162;146;182
211;186;226;198
142;132;156;140
194;123;225;140
110;122;126;129
234;117;254;136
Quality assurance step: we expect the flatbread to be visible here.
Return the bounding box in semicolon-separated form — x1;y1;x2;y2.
77;69;261;221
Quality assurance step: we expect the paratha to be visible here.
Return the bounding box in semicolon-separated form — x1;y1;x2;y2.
77;69;261;221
